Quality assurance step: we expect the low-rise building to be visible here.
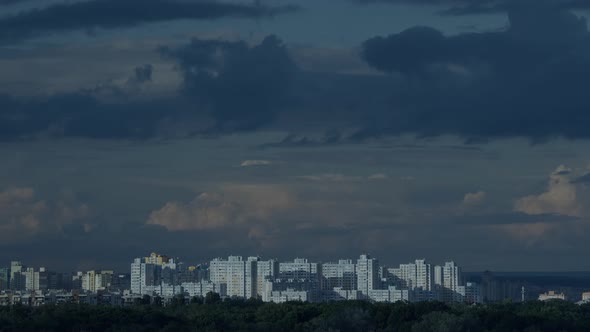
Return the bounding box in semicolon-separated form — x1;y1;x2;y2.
539;291;566;301
265;289;309;303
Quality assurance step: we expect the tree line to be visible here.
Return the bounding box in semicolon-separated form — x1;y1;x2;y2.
1;296;589;331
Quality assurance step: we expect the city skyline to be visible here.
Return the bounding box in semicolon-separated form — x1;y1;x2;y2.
4;251;590;307
2;0;590;272
0;252;503;305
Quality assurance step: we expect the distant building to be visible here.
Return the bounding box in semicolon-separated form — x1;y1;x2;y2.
110;274;131;292
387;259;435;301
130;253;178;295
0;268;9;290
209;257;229;294
82;270;113;293
322;260;356;291
356;255;380;298
24;267;40;291
368;286;412;303
208;256;258;299
262;278;313;303
539;291;566;301
458;282;482;304
435;261;462;303
10;261;26;291
583;292;590;301
182;281;218;298
279;258;322;294
256;260;279;297
321;287;361;302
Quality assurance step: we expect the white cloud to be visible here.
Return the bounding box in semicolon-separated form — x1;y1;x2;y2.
298;173;389;182
514;165;584;217
240;160;272;167
147;184;295;231
0;187;91;242
368;173;389;181
297;174;359;182
463;191;486;205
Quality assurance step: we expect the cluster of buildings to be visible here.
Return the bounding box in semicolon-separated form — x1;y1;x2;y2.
2;253;589;307
0;261;131;306
540;291;590;304
129;253;482;304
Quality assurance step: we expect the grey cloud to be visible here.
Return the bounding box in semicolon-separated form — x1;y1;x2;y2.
357;6;590;141
240;160;273;167
85;64;154;98
130;64;153;85
0;0;27;5
160;35;298;133
260;131;348;148
297;173;389;182
463;190;486;205
0;92;167;140
571;173;590;183
0;0;298;44
352;0;590;15
0;35;297;140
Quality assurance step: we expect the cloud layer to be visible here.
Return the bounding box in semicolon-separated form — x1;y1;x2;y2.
160;35;298;132
0;35;297;140
353;0;590;15
358;6;590;141
147;184;295;232
515;165;588;217
0;187;91;243
0;0;297;44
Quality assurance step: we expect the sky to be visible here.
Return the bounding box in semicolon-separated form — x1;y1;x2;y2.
1;0;590;272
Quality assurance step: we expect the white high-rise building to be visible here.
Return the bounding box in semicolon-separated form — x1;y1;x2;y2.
82;271;97;293
182;281;218;298
226;256;246;298
130;253;176;295
209;256;257;299
388;259;434;301
393;263;417;289
256;260;279;297
23;267;40;291
356;255;380;297
209;258;228;286
415;259;433;291
279;258;320;280
435;261;463;302
322;260;356;290
279;258;322;296
82;270;113;293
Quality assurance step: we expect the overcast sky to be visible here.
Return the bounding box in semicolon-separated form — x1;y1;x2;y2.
1;0;590;272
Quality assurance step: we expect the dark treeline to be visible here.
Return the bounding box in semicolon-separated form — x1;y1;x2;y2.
1;297;590;332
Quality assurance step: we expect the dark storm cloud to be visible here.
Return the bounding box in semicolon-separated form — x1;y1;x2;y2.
0;92;171;140
160;35;298;132
0;35;297;140
0;0;298;44
571;173;590;184
352;0;590;15
0;0;28;5
356;6;590;141
132;64;153;84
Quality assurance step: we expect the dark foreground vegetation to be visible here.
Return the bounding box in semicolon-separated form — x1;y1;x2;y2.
1;298;590;332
